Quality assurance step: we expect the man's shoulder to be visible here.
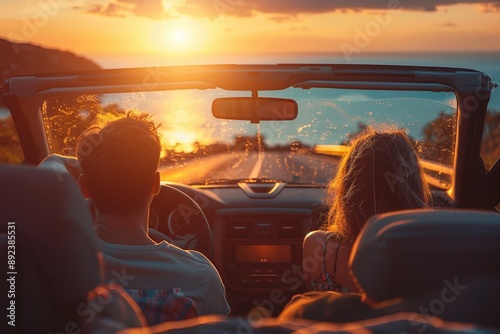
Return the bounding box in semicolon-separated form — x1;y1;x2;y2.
163;243;212;264
98;239;212;267
147;242;221;275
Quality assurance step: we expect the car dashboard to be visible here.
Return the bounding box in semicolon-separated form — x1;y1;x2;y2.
150;182;326;316
149;179;457;316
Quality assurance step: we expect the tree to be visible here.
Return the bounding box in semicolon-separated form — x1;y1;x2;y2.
418;111;456;165
0;116;23;163
481;109;500;170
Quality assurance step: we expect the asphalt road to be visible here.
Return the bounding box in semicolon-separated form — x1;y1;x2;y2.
159;151;339;185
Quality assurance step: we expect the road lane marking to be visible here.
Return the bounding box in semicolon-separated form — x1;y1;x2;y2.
249;152;264;178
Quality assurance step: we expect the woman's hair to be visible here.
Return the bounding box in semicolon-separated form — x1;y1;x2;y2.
326;127;431;241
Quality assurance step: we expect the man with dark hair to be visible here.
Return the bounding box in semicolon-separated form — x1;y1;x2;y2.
75;111;230;323
77;112;162;217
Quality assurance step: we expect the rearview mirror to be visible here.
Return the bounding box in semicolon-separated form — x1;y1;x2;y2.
212;97;298;123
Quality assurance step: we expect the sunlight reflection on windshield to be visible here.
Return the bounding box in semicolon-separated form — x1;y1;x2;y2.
157;91;214;154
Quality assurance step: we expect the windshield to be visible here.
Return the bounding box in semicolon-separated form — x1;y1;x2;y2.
42;87;456;189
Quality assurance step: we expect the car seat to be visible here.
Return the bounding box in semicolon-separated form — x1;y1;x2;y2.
0;165;148;333
280;208;500;329
350;208;500;327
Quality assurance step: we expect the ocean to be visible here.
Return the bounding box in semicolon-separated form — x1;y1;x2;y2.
91;51;500;110
1;51;499;120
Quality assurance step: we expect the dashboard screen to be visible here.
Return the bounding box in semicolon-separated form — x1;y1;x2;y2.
235;245;292;264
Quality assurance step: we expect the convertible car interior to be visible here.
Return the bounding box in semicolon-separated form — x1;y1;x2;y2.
1;64;499;333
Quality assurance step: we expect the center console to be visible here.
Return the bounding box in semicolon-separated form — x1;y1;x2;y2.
213;208;311;315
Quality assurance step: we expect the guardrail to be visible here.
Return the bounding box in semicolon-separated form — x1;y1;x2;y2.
313;145;453;189
313;145;350;157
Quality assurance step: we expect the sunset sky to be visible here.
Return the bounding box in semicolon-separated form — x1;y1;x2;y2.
1;0;500;64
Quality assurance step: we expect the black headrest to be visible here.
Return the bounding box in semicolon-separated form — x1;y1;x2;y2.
0;165;100;333
350;209;500;302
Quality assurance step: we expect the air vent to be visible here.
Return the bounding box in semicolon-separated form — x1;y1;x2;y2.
255;223;272;238
225;221;250;238
278;222;301;238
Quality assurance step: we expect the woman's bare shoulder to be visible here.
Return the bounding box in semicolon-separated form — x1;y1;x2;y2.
304;230;342;255
303;230;329;247
304;230;342;247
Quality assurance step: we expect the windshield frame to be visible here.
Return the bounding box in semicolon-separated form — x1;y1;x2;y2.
3;64;494;205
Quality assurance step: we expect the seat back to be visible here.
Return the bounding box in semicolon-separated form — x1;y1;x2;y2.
350;208;500;327
0;165;101;333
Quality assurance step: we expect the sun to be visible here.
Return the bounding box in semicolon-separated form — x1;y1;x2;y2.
150;20;208;55
162;27;200;53
169;28;189;45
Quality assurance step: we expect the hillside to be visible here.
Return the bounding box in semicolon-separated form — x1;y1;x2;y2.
0;37;101;77
0;37;101;106
0;38;101;162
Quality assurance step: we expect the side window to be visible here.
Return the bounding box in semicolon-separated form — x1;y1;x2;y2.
0;109;24;164
481;109;500;171
481;109;500;211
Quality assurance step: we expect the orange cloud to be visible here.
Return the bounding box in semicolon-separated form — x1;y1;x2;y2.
478;2;500;12
79;0;500;19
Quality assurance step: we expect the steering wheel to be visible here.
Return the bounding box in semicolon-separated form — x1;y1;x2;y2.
149;185;213;259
